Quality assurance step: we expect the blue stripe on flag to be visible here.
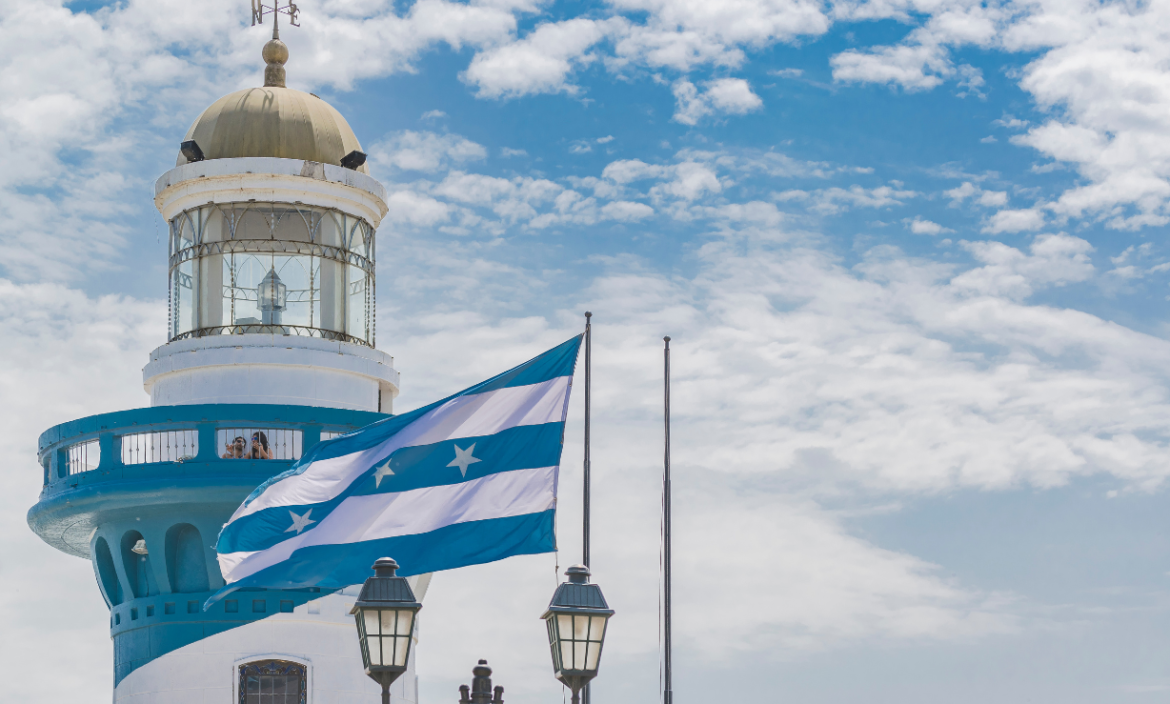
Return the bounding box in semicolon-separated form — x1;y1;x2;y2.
216;510;555;594
236;334;583;508
216;422;567;554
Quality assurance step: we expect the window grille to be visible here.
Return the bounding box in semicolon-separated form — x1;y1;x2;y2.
218;428;302;460
121;430;198;465
320;430;347;441
239;659;306;704
67;440;100;475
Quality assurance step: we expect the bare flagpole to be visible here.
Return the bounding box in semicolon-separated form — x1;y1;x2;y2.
663;336;673;704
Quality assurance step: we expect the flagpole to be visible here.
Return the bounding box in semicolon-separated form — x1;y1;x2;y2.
583;311;592;569
662;336;673;704
583;311;593;704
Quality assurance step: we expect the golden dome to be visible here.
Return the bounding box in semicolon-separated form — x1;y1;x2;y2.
177;85;368;174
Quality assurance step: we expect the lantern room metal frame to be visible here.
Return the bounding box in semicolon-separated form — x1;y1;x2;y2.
542;565;614;704
350;558;422;704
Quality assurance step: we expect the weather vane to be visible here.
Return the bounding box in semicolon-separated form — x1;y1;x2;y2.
252;0;299;39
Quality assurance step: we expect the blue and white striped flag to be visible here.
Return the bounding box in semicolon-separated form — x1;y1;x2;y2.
208;335;582;605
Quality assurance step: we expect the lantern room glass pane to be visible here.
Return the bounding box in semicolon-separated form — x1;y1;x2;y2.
560;642;574;671
168;202;376;346
172;259;195;337
557;614;572;639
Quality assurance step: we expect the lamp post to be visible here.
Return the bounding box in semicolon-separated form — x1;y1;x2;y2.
257;268;287;325
542;565;614;704
350;558;422;704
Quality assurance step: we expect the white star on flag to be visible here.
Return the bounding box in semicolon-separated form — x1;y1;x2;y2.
447;443;482;477
373;459;395;488
285;509;316;534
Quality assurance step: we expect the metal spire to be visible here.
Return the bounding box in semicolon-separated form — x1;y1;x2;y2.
251;0;300;87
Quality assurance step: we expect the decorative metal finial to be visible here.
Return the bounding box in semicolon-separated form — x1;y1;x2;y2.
252;0;299;87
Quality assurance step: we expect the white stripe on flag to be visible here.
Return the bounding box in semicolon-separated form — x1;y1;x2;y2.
219;465;557;582
230;377;570;520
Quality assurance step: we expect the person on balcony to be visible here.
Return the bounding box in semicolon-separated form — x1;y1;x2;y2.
223;436;247;459
249;431;274;460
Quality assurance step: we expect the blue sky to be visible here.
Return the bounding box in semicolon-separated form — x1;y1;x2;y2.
5;0;1170;702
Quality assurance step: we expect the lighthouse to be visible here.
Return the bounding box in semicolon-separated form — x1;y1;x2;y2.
27;22;423;704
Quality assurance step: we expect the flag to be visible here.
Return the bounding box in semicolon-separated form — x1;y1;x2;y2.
207;335;582;607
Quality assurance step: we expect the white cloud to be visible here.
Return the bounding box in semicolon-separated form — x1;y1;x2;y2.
831;42;951;91
672;77;763;125
790;184;917;215
907;217;953;235
463;18;611;98
983;208;1045;234
369;130;487;173
600;200;654;221
601;158;666;184
954;233;1095;299
946;181;1009;208
384;189;451;226
608;0;830;71
420;109;447;120
596;135;615;144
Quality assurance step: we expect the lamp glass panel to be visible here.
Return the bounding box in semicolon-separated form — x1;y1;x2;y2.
590;616;608;641
396;610;414;636
574;614;590;640
585;641;601;671
557;614;572;640
546;618;561;669
393;636;410;667
573;639;587;670
366;629;383;665
364;610;381;636
560;641;574;671
380;608;396;636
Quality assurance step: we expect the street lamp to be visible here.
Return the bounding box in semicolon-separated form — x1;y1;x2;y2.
542;565;614;704
350;558;422;704
257;268;287;325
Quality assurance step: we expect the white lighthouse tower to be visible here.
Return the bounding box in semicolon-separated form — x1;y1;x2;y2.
29;19;427;704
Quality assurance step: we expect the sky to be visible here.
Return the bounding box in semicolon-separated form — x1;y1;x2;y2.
4;0;1170;702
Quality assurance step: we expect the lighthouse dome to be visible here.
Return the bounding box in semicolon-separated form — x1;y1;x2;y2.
176;85;368;173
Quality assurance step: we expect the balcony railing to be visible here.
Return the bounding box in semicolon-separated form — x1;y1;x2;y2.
39;404;388;488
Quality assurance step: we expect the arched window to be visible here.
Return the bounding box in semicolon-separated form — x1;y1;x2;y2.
238;659;306;704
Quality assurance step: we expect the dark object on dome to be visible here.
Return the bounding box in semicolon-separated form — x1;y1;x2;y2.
180;140;205;163
341;150;368;170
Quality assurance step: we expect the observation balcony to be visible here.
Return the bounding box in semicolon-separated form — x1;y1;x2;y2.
31;403;387;558
29;403;390;684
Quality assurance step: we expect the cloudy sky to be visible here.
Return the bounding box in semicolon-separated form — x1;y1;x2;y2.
5;0;1170;701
